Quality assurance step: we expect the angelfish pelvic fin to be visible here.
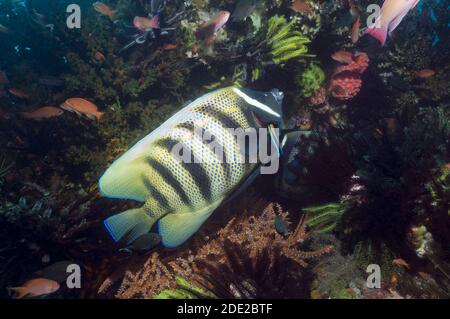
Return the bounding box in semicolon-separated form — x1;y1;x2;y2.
158;201;223;248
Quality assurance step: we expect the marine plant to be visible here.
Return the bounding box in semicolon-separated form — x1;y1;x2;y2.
154;276;217;299
208;14;313;84
112;200;333;299
304;202;347;234
330;106;450;288
295;63;326;98
266;15;313;65
0;156;13;185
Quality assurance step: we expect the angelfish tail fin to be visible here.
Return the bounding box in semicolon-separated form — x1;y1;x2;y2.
104;207;155;245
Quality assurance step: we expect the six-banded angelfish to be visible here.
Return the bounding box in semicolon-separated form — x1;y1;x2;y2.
99;86;288;248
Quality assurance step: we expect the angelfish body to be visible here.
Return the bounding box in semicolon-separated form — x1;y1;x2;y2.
99;87;284;248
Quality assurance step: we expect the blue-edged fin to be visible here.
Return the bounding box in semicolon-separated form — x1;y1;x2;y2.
158;201;223;248
104;207;155;245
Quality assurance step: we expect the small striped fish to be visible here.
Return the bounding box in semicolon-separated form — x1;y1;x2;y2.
99;87;284;248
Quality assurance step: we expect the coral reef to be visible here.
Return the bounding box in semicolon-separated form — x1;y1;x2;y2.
329;52;369;101
0;0;448;300
295;63;325;98
109;201;332;299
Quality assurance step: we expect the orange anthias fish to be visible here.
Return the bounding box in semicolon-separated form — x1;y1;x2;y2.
195;11;230;46
95;51;106;62
60;98;104;121
133;15;160;31
351;16;361;44
162;43;177;51
8;87;29;99
289;0;313;13
93;2;115;20
415;69;435;79
392;258;410;269
21;106;64;120
8;278;60;299
331;51;354;64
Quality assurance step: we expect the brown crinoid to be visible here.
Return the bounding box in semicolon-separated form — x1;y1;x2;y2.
171;202;334;299
113;201;333;299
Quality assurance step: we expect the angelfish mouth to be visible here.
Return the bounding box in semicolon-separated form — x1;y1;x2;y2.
270;88;284;105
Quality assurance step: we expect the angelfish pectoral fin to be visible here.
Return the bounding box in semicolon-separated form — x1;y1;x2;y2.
157;201;223;248
104;207;155;245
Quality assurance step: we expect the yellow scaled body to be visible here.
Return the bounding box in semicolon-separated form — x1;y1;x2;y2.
99;87;283;247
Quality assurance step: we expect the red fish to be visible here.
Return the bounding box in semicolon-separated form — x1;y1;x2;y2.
133;15;160;31
365;0;420;46
195;11;230;46
289;0;313;13
162;43;177;51
392;258;410;269
93;2;115;20
95;51;106;62
331;51;354;64
60;98;104;121
8;278;60;299
8;87;29;99
414;69;435;79
351;16;361;44
21;106;64;120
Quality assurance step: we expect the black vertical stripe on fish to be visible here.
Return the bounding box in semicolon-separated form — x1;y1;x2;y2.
146;157;193;207
155;137;194;163
181;161;213;202
142;176;170;209
196;105;243;130
155;137;212;202
195;105;244;170
175;121;195;132
175;121;231;182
